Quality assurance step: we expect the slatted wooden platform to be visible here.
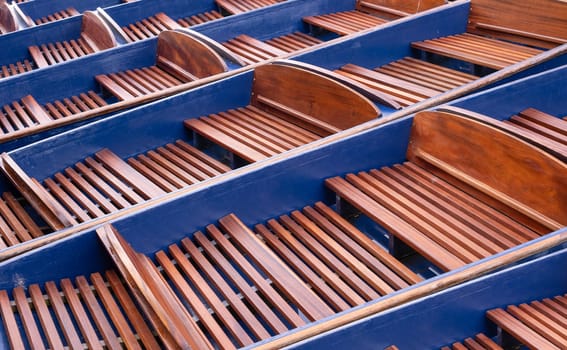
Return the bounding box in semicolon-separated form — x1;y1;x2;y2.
441;333;503;350
326;110;566;272
412;33;543;70
0;60;34;79
304;10;387;36
216;0;285;14
335;57;478;107
96;66;185;100
176;10;223;27
120;12;181;42
0;192;43;248
223;32;322;65
0;92;107;135
326;162;542;271
34;7;80;25
487;294;567;349
0;270;161;349
39;141;228;224
185;105;325;162
28;12;116;68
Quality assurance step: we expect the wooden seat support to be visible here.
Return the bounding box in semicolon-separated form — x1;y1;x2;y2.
303;0;444;35
0;3;16;34
29;11;117;68
96;30;228;101
326;111;566;271
185;62;379;162
412;0;567;70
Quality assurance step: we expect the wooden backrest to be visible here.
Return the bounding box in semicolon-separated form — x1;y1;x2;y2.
467;0;567;49
407;111;567;230
156;30;227;83
80;11;117;51
97;224;214;350
251;63;380;136
0;3;16;34
0;153;75;230
357;0;445;19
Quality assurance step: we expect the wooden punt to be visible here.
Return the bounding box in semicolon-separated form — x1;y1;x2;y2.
0;65;564;348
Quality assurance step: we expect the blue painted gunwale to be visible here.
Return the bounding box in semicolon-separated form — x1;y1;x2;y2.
287;243;567;349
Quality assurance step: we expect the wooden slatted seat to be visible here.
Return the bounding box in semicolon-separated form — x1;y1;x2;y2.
185;62;379;162
442;106;567;161
0;60;34;79
335;57;478;107
412;0;567;70
255;202;423;311
223;32;322;65
120;12;181;42
96;30;228;100
304;0;444;36
0;192;44;248
325;111;566;272
441;333;503;350
1;140;229;229
216;0;285;15
0;270;162;349
0;92;107;135
486;294;567;349
176;10;223;27
28;11;117;68
96;204;416;348
34;7;80;25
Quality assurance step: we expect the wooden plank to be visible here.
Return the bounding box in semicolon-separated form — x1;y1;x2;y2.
44;281;84;349
13;287;45;349
0;290;26;350
219;214;334;321
29;285;65;350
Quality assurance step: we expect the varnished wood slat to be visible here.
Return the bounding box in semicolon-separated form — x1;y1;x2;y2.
0;290;26;350
219;214;334;321
44;281;84;349
84;157;144;204
13;287;45;349
29;285;65;350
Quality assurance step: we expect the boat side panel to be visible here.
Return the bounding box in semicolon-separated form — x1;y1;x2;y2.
292;0;470;70
288;242;567;349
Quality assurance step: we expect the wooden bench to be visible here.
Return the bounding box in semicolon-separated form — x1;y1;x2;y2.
325;111;566;272
185;62;380;163
412;0;567;70
28;11;117;68
96;30;228;101
34;7;80;25
0;269;162;349
335;57;478;107
119;12;181;42
441;106;567;161
0;192;43;248
303;0;444;36
1;140;229;228
441;333;503;350
487;294;567;349
0;59;34;79
222;32;322;65
216;0;285;15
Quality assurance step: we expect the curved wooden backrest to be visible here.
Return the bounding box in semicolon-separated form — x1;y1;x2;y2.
358;0;445;18
156;30;228;82
0;3;16;34
97;224;214;350
251;63;379;135
407;111;567;230
81;11;117;51
468;0;567;49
